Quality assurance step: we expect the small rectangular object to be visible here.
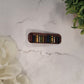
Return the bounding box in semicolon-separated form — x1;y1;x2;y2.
28;32;61;44
32;35;36;43
51;36;53;43
40;36;43;43
36;35;38;43
43;36;44;43
55;36;60;44
53;37;55;43
47;35;50;43
38;35;40;43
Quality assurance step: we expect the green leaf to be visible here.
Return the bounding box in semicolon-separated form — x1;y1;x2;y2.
66;6;77;14
73;0;78;4
78;24;84;29
64;0;84;35
78;18;84;25
73;17;78;25
81;29;84;35
79;6;84;15
72;26;78;29
79;1;84;6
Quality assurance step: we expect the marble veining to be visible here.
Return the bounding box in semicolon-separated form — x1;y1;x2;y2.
17;17;33;24
18;49;84;84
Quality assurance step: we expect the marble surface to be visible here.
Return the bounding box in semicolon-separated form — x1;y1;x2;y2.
0;0;84;84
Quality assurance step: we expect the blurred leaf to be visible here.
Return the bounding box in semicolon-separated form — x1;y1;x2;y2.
72;26;78;29
64;0;84;35
81;29;84;35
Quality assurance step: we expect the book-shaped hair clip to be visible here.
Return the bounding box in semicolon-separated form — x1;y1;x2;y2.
28;32;61;44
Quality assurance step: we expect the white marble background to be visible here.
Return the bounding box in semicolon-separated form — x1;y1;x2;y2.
0;0;84;84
